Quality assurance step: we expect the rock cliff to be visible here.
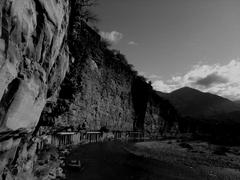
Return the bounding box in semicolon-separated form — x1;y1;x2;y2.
0;0;70;132
0;0;70;179
44;17;179;135
132;77;179;136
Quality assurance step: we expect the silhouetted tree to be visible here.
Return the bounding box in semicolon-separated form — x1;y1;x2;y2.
100;38;112;48
75;0;98;23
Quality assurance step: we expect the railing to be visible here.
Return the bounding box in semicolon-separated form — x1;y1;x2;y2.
112;131;145;141
37;131;145;149
49;131;102;148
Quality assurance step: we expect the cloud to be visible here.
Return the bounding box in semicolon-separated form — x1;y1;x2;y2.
138;71;147;77
152;80;175;92
148;74;162;79
128;41;138;46
151;60;240;100
100;31;123;44
194;73;228;87
138;72;161;80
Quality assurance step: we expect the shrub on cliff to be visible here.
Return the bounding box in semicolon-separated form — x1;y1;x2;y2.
103;48;137;78
73;0;98;23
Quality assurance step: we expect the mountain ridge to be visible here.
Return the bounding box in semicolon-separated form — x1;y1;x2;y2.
157;87;240;119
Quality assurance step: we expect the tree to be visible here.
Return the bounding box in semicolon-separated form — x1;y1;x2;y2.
75;0;98;23
100;38;112;48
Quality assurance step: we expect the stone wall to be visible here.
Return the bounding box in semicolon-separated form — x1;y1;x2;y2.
54;49;135;131
50;20;180;134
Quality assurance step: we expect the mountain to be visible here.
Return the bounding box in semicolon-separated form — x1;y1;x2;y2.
157;87;240;143
157;87;240;119
234;100;240;105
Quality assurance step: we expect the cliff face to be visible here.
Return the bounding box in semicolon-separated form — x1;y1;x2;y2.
0;0;70;179
144;92;179;137
48;19;179;134
55;51;135;131
51;33;135;131
0;0;70;132
131;77;179;136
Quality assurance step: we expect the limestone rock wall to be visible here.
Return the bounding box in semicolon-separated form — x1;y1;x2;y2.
51;24;180;134
0;0;70;132
131;77;179;136
44;13;180;134
55;50;135;131
0;0;71;179
144;92;179;137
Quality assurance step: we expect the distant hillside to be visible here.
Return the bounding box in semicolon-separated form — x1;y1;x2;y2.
157;87;240;144
157;87;240;120
234;100;240;105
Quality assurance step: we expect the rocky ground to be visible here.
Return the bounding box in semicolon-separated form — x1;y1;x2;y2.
126;139;240;180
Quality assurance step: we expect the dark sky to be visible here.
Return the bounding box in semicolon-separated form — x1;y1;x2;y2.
93;0;240;99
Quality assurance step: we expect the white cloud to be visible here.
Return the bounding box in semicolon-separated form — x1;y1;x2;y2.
138;71;146;76
138;72;161;80
151;60;240;100
128;41;138;46
148;74;162;79
152;80;175;92
100;31;123;44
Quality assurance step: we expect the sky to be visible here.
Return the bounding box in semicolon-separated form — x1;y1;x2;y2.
93;0;240;100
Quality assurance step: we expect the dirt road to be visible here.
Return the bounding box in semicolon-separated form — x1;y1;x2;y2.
66;141;207;180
